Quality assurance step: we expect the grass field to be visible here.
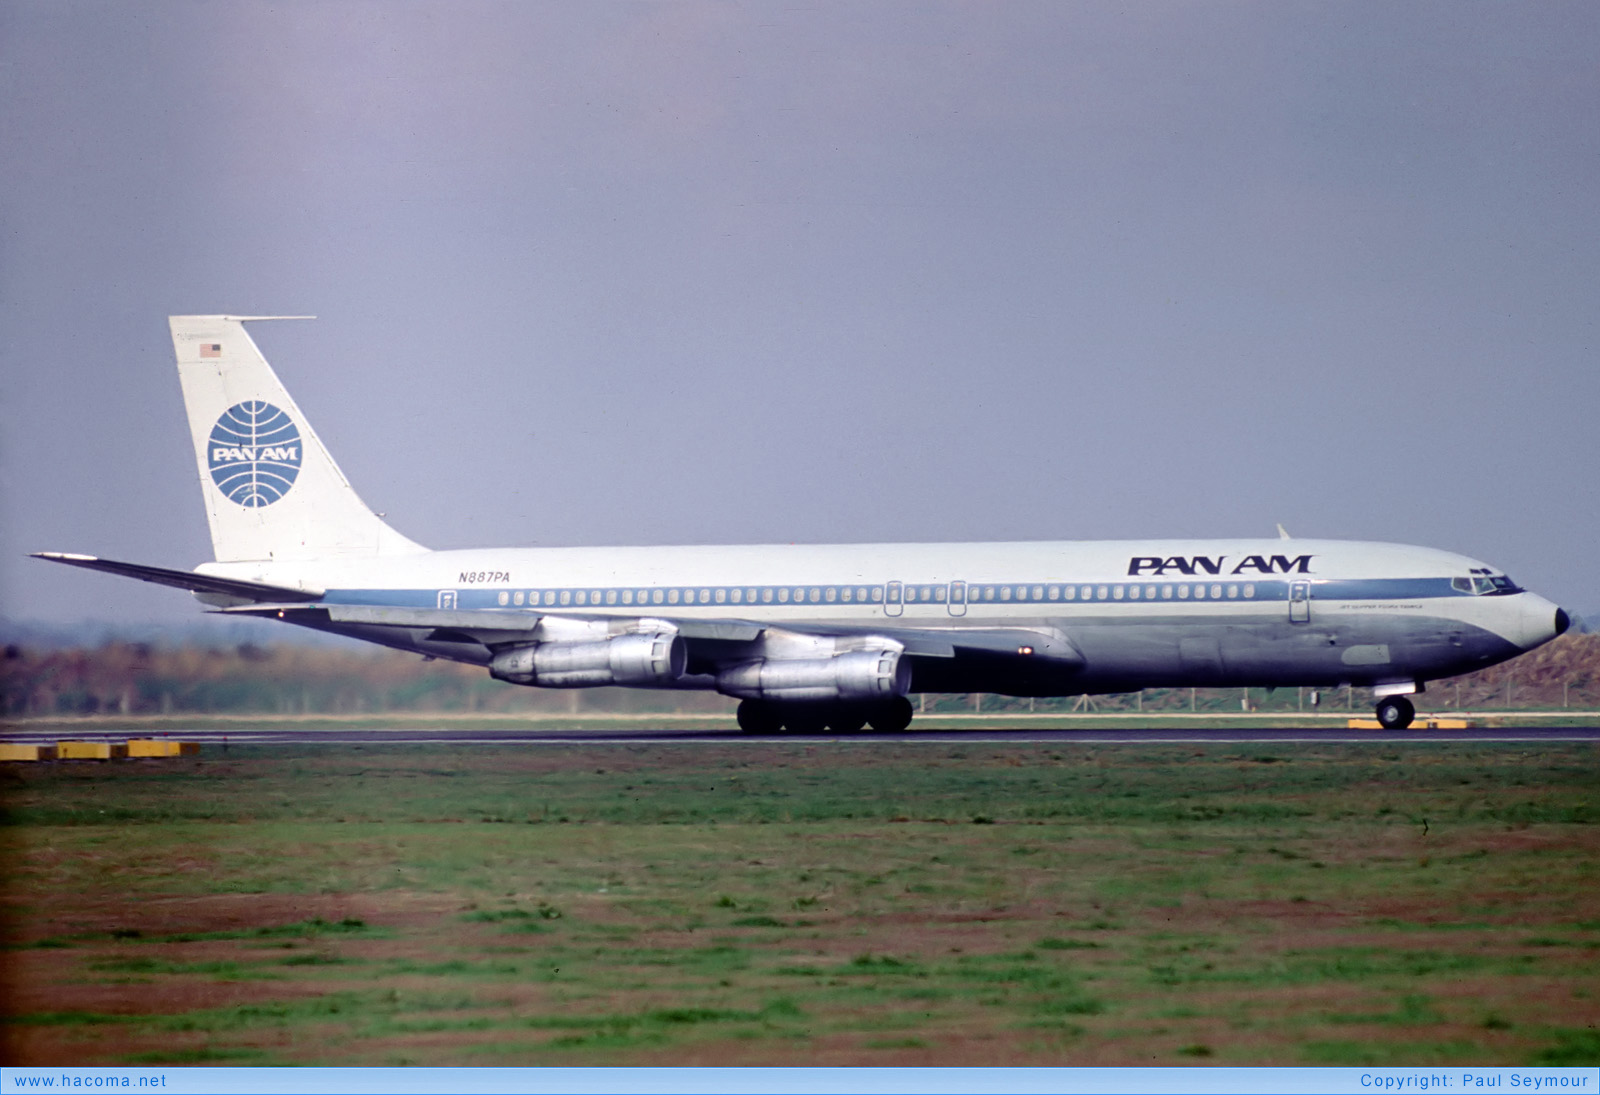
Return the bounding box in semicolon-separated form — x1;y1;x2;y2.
2;740;1597;1066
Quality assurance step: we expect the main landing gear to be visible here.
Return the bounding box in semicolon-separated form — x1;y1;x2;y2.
1374;695;1416;730
736;696;915;735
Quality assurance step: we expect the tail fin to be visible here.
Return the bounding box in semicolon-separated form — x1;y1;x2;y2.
169;315;428;563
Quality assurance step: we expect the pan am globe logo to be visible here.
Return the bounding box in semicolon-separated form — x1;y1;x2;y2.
208;401;302;507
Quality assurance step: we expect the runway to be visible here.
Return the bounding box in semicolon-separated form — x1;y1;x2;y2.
5;724;1598;746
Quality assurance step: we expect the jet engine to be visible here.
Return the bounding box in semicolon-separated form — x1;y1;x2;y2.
489;632;686;688
716;649;910;703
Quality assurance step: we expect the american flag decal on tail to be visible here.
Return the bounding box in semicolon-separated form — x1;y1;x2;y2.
199;343;222;358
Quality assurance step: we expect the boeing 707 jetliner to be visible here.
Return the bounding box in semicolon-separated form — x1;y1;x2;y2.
35;316;1570;732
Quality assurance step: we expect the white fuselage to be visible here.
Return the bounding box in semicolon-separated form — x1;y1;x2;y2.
201;537;1564;696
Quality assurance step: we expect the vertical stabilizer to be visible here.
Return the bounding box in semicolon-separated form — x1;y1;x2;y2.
170;315;428;562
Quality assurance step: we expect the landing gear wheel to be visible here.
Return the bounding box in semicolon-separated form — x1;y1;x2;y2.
827;707;868;734
1375;695;1415;730
780;705;829;735
867;696;915;733
736;699;783;734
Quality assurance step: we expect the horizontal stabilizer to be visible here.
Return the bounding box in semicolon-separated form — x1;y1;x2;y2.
31;553;321;603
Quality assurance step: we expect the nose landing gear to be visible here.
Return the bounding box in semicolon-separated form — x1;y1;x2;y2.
1374;695;1416;730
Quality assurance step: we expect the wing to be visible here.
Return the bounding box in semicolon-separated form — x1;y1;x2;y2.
218;601;1084;685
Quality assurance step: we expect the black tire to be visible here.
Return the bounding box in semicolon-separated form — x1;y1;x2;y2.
736;699;783;734
1375;695;1415;730
780;705;830;735
867;696;915;733
827;706;868;734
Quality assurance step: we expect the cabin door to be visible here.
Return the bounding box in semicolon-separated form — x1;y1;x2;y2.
1288;581;1311;623
947;580;967;617
884;581;904;617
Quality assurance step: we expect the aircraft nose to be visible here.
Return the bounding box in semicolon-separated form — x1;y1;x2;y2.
1516;594;1565;649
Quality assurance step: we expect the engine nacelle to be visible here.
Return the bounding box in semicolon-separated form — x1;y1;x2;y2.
716;649;910;703
490;632;686;688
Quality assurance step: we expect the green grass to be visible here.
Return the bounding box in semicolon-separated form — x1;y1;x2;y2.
1;741;1596;1066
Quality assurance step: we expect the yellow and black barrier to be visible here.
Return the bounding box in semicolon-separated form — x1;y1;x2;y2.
0;740;200;761
1346;717;1472;730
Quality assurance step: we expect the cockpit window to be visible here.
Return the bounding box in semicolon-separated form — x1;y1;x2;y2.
1454;575;1521;596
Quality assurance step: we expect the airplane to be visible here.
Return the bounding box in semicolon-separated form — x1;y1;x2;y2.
34;315;1571;733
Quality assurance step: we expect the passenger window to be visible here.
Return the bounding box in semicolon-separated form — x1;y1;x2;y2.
1048;586;1060;600
935;586;946;602
841;587;853;602
1162;585;1173;599
1226;585;1237;599
560;590;572;605
1000;587;1011;601
497;591;509;606
1243;584;1255;598
1177;585;1189;599
652;589;664;604
606;590;617;605
1128;585;1140;600
825;587;837;602
1113;585;1124;600
1211;584;1222;599
1064;586;1076;600
1097;586;1109;600
622;590;634;605
778;588;789;603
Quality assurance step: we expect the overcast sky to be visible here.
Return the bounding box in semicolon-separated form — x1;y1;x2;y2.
3;1;1597;628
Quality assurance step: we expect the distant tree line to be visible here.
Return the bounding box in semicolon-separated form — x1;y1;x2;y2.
2;633;1597;718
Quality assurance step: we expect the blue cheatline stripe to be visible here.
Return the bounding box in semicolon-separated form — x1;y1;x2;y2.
316;575;1480;612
